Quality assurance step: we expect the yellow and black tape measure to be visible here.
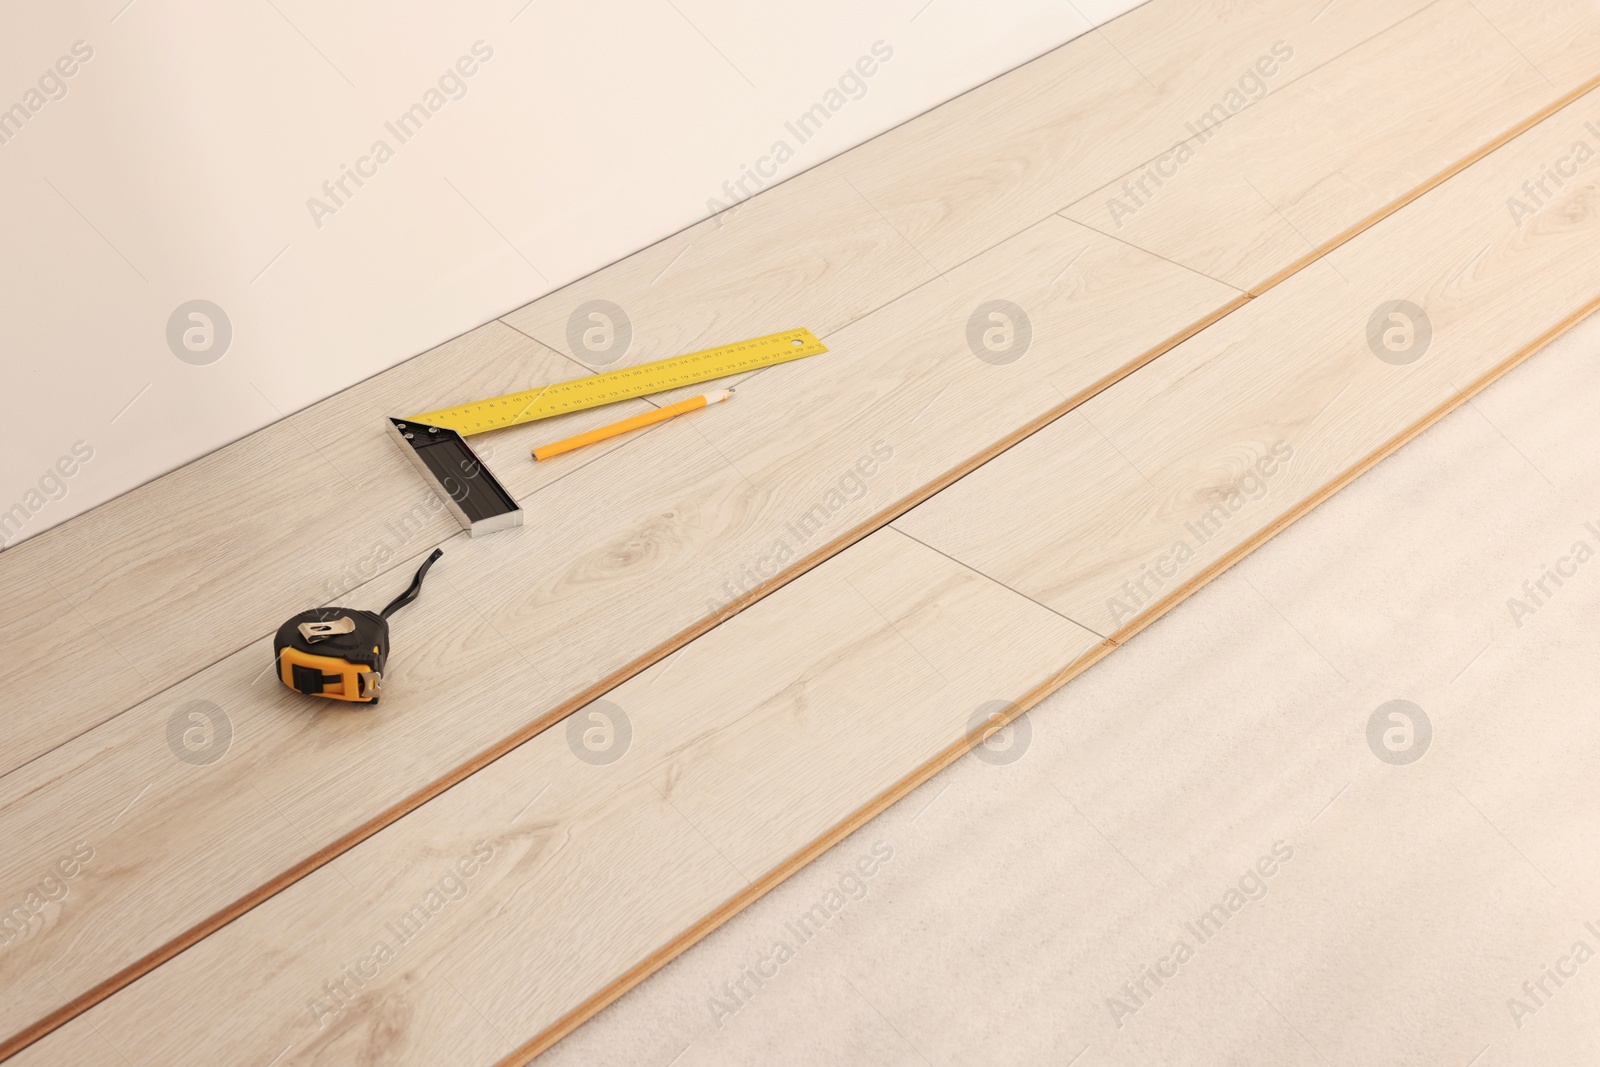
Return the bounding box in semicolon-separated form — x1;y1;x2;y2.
274;549;442;704
281;327;830;708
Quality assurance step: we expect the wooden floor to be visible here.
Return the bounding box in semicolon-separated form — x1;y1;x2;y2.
5;0;1600;1062
537;309;1600;1066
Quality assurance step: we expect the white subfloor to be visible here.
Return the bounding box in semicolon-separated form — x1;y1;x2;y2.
539;311;1600;1066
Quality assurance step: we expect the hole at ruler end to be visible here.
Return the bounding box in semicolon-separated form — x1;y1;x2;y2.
790;339;803;347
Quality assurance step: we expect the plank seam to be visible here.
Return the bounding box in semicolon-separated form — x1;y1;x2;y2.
887;524;1112;640
1058;70;1600;299
0;290;1245;1066
5;19;1589;1061
489;271;1600;1067
0;0;1475;764
491;0;1176;337
1055;0;1453;227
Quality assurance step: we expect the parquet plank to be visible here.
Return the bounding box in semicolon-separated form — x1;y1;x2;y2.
0;323;640;775
11;528;1098;1067
4;0;1591;1057
1061;0;1574;292
902;87;1600;642
0;0;1453;766
503;0;1434;360
21;41;1600;1067
0;216;1227;1051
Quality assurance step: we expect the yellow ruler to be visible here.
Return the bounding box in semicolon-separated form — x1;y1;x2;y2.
408;327;827;436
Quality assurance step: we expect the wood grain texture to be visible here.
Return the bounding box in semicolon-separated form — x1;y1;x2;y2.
452;216;1235;681
21;42;1600;1067
1101;0;1438;94
1061;0;1574;292
0;0;1462;775
4;0;1592;1056
3;0;1592;1053
0;214;1230;1052
1471;0;1600;95
5;167;931;782
0;322;640;774
10;528;1099;1067
502;0;1429;354
0;542;148;772
499;164;939;394
0;0;1449;771
902;83;1600;642
524;324;1600;1065
833;0;1436;272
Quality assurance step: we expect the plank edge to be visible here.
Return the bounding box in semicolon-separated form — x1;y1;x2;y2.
490;278;1600;1067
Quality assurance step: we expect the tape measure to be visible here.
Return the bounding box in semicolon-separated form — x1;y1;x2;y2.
408;327;827;435
274;548;442;704
388;327;828;536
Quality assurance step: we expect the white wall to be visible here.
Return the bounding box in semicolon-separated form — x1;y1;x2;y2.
0;0;1143;547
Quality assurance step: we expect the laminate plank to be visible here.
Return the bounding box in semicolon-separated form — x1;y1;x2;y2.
452;215;1234;678
0;216;1228;1052
0;322;649;775
500;166;939;392
1102;0;1440;95
23;63;1600;1067
10;528;1099;1067
3;0;1589;1043
0;544;148;771
1061;0;1572;292
900;84;1600;641
0;0;1448;766
18;58;1600;1067
1471;0;1600;95
503;0;1432;363
1;419;347;775
532;322;1600;1065
833;0;1436;273
0;539;560;1045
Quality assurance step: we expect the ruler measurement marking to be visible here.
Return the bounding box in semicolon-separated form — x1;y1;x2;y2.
407;329;826;435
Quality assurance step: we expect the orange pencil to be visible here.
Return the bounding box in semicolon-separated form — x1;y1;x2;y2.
532;389;733;461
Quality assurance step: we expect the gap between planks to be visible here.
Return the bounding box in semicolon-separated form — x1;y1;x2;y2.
4;58;1589;1067
499;284;1600;1061
0;287;1242;1064
4;2;1593;1056
3;0;1450;770
492;151;1600;1067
